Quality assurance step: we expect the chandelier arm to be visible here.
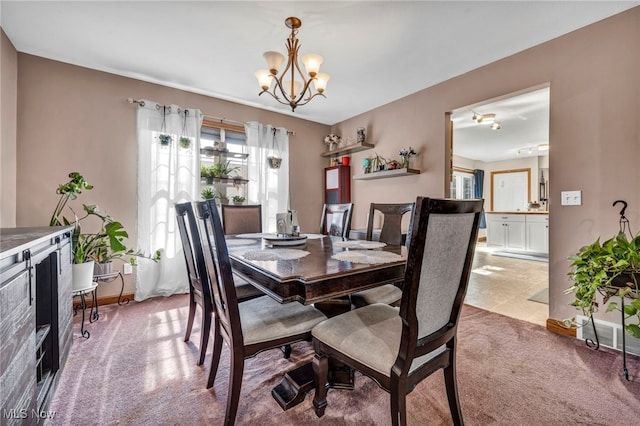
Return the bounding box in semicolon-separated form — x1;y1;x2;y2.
258;89;292;107
294;92;327;108
270;75;292;104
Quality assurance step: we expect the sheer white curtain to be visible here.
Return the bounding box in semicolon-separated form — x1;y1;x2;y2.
244;121;289;232
135;101;202;301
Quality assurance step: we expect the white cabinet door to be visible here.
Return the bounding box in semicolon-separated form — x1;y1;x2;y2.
526;215;549;253
486;217;506;247
505;221;526;250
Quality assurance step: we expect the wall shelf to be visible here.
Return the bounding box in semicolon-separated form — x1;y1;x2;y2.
201;177;249;185
321;142;374;158
200;148;249;159
353;168;420;180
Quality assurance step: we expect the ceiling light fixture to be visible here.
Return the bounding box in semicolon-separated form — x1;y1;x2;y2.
255;17;329;112
472;112;500;130
516;144;549;155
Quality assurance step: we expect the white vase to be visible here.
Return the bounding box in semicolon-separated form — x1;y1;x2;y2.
72;261;96;292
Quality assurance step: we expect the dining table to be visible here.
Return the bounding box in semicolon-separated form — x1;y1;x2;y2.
224;232;407;410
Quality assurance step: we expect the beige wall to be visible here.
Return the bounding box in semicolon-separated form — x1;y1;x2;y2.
16;55;329;297
332;8;640;323
1;29;18;227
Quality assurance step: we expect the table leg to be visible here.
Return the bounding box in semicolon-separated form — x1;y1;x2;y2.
89;288;99;323
271;296;355;411
621;298;629;381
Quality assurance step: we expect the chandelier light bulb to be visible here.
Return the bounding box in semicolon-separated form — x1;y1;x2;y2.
302;54;323;77
255;70;272;91
263;51;285;75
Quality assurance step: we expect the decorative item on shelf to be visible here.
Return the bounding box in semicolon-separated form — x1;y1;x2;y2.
215;192;230;205
324;134;341;152
213;140;227;151
527;201;541;210
399;147;417;169
370;153;387;172
178;109;192;150
255;17;329;112
201;187;215;200
387;160;401;170
201;165;215;184
211;159;240;178
357;127;366;143
362;158;371;174
232;195;246;205
341;156;350;166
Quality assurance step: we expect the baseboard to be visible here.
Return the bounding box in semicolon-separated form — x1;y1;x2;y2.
546;318;576;338
72;293;134;310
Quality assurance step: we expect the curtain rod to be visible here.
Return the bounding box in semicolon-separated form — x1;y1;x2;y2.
128;99;295;135
203;114;296;136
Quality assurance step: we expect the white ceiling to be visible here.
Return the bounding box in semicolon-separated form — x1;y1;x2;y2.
451;87;550;162
1;2;637;157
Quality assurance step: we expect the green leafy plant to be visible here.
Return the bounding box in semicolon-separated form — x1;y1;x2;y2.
179;136;191;149
51;173;160;265
215;192;229;204
232;195;245;204
210;159;240;178
201;187;215;200
566;232;640;338
50;172;94;226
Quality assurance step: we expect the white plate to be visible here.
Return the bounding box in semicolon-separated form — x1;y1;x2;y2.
263;235;308;246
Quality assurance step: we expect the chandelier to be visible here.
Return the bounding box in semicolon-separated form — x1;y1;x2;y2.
471;112;501;130
255;17;329;112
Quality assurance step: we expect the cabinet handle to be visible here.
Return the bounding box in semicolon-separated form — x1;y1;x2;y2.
24;249;33;306
56;236;63;274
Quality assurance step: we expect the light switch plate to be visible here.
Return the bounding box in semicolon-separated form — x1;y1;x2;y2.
123;263;133;275
561;190;582;206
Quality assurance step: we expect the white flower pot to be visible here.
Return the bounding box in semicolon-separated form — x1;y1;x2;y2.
73;261;96;292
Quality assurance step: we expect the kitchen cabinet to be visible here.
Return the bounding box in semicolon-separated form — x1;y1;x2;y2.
486;213;548;254
525;214;549;254
486;214;526;251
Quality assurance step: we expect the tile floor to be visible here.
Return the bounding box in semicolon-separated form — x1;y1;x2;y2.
464;244;549;327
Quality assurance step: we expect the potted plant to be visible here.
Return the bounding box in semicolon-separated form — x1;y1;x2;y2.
51;173;160;290
201;165;215;184
211;159;240;178
201;187;215;200
179;136;191;149
232;195;245;205
566;232;640;338
215;192;229;205
159;134;172;147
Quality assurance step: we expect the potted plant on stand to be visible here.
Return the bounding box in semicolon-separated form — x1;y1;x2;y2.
51;172;160;292
566;232;640;339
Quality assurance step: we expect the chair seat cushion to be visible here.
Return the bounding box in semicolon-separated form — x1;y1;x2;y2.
239;296;326;345
350;284;402;308
312;303;445;376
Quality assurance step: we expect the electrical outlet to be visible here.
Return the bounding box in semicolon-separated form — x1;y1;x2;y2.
561;190;582;206
123;263;133;275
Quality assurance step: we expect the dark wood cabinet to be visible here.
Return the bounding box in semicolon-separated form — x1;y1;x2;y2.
324;165;351;204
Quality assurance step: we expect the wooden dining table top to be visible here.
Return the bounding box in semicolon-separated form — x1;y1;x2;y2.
226;234;407;305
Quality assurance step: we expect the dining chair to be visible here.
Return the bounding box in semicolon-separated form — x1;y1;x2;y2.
350;202;415;308
220;204;262;235
175;202;262;366
197;200;327;425
312;197;483;426
320;203;353;239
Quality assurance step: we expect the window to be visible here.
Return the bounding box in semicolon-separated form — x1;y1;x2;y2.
200;121;248;202
451;170;474;200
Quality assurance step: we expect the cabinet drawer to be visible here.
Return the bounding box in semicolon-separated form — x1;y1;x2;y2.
526;214;549;223
486;214;525;222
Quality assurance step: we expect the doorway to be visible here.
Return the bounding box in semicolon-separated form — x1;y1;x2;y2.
449;86;550;326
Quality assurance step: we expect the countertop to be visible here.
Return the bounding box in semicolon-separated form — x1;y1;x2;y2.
0;226;73;260
487;211;549;215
